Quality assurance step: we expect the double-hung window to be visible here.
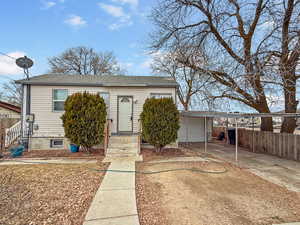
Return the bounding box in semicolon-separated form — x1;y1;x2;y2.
98;92;110;113
53;89;68;112
150;93;173;99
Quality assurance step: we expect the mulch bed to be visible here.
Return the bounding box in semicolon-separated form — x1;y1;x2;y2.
1;148;105;160
0;162;109;225
141;147;199;161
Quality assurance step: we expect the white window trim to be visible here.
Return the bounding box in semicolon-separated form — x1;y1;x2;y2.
52;89;68;112
150;93;173;99
98;91;110;112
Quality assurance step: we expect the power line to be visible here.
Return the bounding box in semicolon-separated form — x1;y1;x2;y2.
0;51;17;60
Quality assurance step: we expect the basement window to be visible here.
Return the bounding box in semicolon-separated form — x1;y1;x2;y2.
50;139;64;148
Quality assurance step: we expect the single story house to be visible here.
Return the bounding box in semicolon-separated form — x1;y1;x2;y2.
16;74;212;151
0;101;21;119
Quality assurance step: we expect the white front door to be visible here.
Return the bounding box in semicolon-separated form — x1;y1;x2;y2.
118;96;133;132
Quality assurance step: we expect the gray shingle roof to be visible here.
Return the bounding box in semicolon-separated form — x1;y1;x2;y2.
16;74;178;87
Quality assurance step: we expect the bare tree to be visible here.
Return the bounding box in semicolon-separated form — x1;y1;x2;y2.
48;46;124;75
2;80;22;106
150;0;300;133
266;0;300;133
151;51;212;110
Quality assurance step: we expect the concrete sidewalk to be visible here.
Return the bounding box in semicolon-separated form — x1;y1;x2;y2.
189;142;300;192
83;160;140;225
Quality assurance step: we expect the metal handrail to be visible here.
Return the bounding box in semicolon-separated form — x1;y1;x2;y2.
104;119;112;155
137;119;142;155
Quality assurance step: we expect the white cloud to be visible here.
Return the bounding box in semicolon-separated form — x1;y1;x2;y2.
119;62;133;70
260;20;275;28
42;1;56;9
0;51;26;75
108;20;133;30
64;15;87;27
140;58;152;69
111;0;139;8
140;51;165;69
98;3;129;18
98;3;133;30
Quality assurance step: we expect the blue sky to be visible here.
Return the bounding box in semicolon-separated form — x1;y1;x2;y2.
0;0;156;84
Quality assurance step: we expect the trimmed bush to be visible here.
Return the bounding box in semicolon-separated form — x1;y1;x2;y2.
140;97;180;152
61;92;107;152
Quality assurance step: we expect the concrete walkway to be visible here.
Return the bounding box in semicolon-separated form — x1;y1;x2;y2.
83;159;140;225
0;158;97;165
189;142;300;192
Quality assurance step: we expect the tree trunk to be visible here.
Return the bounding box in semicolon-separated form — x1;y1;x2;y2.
183;103;189;111
260;117;273;132
256;101;273;132
281;75;298;133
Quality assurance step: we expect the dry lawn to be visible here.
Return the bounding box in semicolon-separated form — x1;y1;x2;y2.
136;161;300;225
0;163;109;225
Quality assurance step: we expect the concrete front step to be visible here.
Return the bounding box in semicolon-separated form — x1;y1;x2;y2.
106;135;140;160
104;152;141;156
108;143;138;148
107;147;138;152
106;151;138;156
109;135;139;144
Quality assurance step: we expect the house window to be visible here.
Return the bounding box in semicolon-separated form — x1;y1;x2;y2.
98;92;110;111
53;89;68;112
50;139;64;148
150;93;173;99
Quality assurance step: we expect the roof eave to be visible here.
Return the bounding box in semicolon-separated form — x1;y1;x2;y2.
15;81;178;88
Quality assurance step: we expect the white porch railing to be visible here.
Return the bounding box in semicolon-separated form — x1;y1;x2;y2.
5;121;21;147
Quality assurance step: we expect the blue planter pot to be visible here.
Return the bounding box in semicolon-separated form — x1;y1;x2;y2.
70;144;79;153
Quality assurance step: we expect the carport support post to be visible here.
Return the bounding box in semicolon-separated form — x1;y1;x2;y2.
204;116;207;153
235;118;238;162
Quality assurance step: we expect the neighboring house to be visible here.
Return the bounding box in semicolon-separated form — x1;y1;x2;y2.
0;101;21;119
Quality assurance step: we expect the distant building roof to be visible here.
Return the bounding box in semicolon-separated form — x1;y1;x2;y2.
16;74;178;88
0;101;21;113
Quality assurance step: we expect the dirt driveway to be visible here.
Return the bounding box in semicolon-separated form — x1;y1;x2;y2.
136;161;300;225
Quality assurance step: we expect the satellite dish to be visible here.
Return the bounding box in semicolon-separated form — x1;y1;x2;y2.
16;56;33;69
16;56;33;79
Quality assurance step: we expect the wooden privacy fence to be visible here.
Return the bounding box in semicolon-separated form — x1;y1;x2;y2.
213;127;300;161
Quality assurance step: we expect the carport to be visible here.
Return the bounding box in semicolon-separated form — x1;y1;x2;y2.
180;111;300;162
